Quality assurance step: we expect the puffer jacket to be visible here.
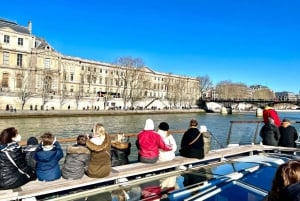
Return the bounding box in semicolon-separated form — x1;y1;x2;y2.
61;144;90;179
260;123;280;146
136;130;172;160
0;142;31;190
86;133;111;178
35;142;64;181
111;142;131;166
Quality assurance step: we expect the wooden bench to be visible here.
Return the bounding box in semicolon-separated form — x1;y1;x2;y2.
2;144;298;201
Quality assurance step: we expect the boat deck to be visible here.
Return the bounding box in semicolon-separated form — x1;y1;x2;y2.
1;144;298;201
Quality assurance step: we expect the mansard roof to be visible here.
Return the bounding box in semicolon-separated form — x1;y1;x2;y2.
0;18;30;34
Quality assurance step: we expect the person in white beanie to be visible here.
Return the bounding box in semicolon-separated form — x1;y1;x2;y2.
157;122;177;162
136;119;172;163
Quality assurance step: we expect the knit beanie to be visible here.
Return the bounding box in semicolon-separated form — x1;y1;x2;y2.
144;119;154;130
27;137;38;145
158;122;169;131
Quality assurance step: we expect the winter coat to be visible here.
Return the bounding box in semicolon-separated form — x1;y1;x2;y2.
0;142;31;190
86;133;111;178
263;107;281;127
35;142;64;181
260;123;280;146
136;130;172;162
279;122;298;148
111;142;131;167
23;144;38;180
61;144;91;179
180;127;204;159
157;130;177;162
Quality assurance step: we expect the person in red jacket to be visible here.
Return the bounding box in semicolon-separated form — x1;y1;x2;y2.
263;103;281;127
136;119;172;163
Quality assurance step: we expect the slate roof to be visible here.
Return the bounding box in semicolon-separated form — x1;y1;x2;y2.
0;18;30;34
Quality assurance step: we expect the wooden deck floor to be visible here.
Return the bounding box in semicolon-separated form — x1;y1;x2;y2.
1;144;299;201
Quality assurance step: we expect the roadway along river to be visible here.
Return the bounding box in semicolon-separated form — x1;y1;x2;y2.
1;111;299;161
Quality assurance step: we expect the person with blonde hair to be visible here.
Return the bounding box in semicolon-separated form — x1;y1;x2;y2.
267;160;300;201
86;123;111;178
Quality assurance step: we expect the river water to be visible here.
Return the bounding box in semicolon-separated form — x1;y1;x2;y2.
1;111;299;161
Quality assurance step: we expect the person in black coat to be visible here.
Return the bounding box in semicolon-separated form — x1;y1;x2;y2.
0;127;32;190
278;119;299;148
22;136;39;180
179;119;204;159
259;118;280;146
111;134;131;166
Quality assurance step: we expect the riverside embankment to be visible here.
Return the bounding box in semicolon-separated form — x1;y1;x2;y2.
0;108;206;119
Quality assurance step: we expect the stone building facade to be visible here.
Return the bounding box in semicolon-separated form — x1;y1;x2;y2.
0;18;200;110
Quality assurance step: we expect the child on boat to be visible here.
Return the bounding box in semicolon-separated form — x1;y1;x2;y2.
61;135;91;179
111;133;131;166
35;132;64;181
22;136;39;180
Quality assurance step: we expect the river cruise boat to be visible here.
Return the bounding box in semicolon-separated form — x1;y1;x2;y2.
1;121;299;201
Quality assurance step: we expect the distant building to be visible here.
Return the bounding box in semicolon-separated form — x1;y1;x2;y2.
0;18;200;110
275;91;297;101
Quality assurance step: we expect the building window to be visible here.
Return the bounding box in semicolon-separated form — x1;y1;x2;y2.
80;74;84;84
18;38;23;46
4;35;9;43
17;54;23;67
70;73;74;81
44;58;51;69
3;52;9;65
81;66;84;70
99;77;102;84
16;74;22;88
2;73;9;87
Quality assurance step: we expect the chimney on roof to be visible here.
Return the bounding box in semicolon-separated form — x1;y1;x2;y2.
28;21;32;34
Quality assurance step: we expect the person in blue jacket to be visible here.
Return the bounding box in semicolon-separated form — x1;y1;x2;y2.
35;132;64;181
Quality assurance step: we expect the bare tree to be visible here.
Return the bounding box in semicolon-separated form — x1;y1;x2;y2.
215;81;248;100
114;56;144;109
252;88;275;100
197;75;213;99
16;71;32;110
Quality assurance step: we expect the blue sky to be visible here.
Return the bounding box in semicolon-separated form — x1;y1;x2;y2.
2;0;300;93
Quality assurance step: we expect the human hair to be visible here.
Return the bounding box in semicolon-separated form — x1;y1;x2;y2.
41;132;55;146
190;119;198;127
268;160;300;201
0;127;18;145
93;123;105;137
77;135;87;145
